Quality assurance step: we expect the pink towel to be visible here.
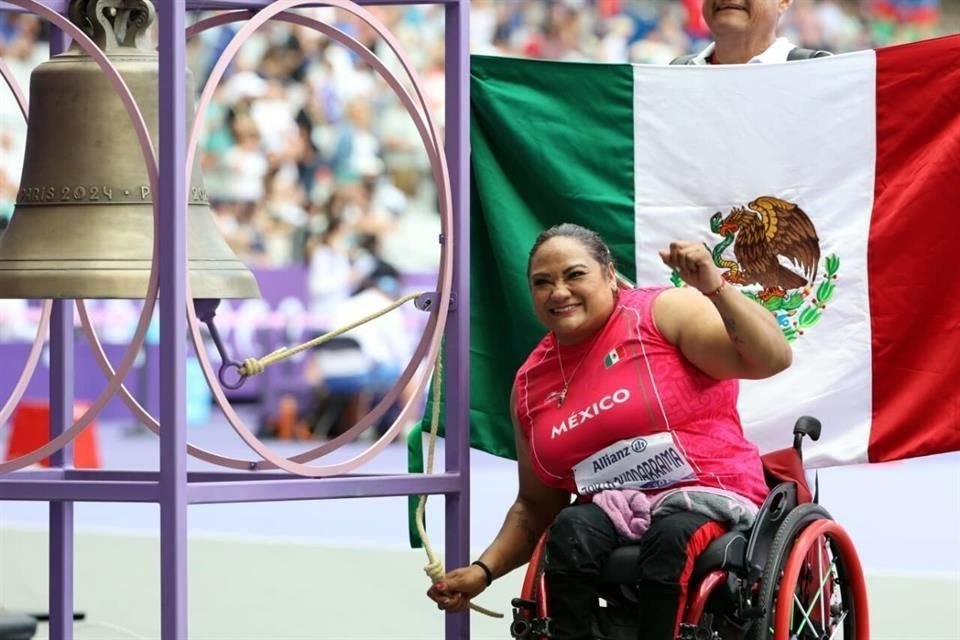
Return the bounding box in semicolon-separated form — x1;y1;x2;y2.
591;489;652;540
592;486;760;541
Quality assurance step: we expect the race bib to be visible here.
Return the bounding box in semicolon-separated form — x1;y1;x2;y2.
572;432;697;495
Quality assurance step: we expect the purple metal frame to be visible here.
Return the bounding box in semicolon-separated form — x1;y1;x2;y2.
0;1;471;639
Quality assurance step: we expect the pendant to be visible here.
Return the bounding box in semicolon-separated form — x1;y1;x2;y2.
556;386;567;408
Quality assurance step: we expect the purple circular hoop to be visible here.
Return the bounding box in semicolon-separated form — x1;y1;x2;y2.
183;2;453;476
0;0;161;473
261;9;451;467
67;2;453;475
0;57;54;434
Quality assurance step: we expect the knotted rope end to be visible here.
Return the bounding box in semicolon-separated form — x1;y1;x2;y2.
240;357;265;378
424;561;445;584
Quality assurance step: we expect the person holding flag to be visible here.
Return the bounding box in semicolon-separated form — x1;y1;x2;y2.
427;224;792;640
672;0;830;64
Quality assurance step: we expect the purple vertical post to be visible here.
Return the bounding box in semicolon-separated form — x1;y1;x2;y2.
444;1;470;639
48;300;74;640
158;2;188;639
47;24;75;640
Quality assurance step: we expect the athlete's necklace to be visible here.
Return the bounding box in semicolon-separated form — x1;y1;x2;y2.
555;335;600;407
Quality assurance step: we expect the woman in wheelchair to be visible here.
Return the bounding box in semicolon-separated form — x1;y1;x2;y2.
425;223;826;639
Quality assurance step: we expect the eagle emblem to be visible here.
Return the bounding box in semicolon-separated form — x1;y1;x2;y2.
709;196;820;301
670;196;841;342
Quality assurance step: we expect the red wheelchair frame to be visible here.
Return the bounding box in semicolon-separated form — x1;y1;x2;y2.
510;418;870;640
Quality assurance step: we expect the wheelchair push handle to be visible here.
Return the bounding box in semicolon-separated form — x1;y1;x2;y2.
792;416;822;451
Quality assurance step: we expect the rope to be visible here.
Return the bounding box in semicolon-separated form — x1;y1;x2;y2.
415;351;503;618
238;291;424;378
237;289;501;617
240;293;503;618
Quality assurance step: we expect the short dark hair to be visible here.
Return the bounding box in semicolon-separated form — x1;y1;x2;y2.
527;223;613;277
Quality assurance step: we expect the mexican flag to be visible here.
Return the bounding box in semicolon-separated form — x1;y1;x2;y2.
408;36;960;543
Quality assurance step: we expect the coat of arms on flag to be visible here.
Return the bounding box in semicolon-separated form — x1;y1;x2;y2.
666;196;841;343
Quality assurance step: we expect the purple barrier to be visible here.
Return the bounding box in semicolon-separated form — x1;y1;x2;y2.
0;341;150;423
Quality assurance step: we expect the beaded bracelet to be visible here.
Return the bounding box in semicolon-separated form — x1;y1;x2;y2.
704;280;727;299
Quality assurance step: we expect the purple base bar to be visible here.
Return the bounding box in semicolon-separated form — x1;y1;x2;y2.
1;1;470;638
0;479;159;502
0;472;460;503
6;468;64;480
187;474;462;503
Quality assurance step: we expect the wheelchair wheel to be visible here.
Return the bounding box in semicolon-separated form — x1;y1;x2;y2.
511;534;550;639
752;504;869;640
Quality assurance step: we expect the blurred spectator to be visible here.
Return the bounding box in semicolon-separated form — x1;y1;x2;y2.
306;213;355;316
305;268;413;438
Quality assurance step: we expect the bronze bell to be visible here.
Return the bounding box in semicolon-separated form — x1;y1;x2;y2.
0;0;260;299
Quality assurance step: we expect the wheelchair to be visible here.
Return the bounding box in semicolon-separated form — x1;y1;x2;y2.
510;417;869;640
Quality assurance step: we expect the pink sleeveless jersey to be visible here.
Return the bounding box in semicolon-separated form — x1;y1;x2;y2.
513;287;768;506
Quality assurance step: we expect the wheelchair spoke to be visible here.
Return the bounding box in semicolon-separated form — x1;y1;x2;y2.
792;593;813;635
818;541;827;631
757;505;866;640
794;555;837;637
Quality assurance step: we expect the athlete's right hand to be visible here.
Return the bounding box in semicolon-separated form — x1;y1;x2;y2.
426;565;489;612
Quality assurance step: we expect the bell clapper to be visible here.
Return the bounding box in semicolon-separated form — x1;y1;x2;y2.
193;298;248;390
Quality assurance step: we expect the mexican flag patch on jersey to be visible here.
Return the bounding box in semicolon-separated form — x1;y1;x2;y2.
604;346;625;369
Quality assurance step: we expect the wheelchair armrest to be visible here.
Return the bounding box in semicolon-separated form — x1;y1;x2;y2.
743;482;797;581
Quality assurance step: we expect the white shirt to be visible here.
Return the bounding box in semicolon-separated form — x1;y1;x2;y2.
690;37;797;65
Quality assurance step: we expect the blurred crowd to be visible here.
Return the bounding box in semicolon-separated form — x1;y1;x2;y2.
188;8;443;313
474;0;945;63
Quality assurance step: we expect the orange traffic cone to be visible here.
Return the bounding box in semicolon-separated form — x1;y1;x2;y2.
4;399;101;468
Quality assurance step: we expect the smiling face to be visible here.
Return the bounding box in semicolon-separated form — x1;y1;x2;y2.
702;0;789;48
528;236;618;345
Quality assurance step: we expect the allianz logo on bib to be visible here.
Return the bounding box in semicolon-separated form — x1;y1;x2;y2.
591;437;647;473
550;388;630;439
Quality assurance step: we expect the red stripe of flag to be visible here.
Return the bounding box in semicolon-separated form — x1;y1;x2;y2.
869;35;960;462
